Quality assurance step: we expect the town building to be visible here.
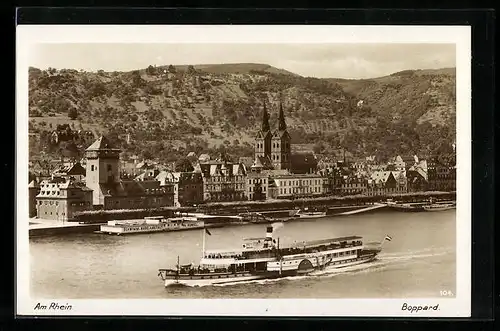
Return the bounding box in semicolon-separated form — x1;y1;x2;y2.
51;161;86;182
35;176;93;221
246;169;289;201
135;168;160;182
290;152;318;174
85;136;174;210
156;171;203;207
392;155;419;171
28;179;40;217
198;153;211;163
427;156;456;191
406;168;428;192
391;171;408;194
268;173;329;199
366;171;399;196
97;179;174;210
316;156;336;170
338;176;368;196
238;156;254;169
196;157;247;202
120;155;140;178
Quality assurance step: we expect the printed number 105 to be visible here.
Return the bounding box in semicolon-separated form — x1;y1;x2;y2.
440;290;454;296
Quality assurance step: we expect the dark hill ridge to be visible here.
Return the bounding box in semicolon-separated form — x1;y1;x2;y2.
140;63;300;77
28;64;456;164
192;63;301;76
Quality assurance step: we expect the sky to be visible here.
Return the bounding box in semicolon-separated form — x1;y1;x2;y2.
30;43;456;79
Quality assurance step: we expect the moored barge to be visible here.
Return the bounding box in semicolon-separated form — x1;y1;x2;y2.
98;216;204;235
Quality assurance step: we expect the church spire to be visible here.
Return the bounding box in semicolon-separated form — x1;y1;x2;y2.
278;101;287;131
261;100;270;132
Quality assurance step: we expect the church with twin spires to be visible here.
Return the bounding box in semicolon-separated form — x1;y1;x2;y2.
251;100;318;175
252;101;292;172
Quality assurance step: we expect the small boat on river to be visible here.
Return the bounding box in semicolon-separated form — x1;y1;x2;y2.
289;208;328;220
238;211;275;224
422;202;456;212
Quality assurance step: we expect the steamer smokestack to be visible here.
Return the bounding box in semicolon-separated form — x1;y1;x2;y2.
266;225;273;240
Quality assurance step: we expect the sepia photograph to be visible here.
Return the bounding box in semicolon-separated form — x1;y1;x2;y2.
16;25;471;317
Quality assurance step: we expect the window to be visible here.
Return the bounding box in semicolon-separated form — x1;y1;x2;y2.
91;165;95;171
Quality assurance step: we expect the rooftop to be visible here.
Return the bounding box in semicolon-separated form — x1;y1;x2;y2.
86;135;121;152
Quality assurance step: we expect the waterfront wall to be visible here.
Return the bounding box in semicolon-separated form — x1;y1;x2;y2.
72;191;456;223
29;224;101;237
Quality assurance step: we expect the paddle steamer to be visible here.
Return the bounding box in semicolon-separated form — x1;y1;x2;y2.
157;225;389;286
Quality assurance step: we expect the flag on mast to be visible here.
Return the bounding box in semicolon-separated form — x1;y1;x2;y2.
384;235;393;242
205;228;212;236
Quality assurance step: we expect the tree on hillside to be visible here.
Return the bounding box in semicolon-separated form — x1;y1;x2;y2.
168;65;176;73
146;65;157;76
68;108;78;120
175;158;194;172
313;142;325;154
131;70;144;88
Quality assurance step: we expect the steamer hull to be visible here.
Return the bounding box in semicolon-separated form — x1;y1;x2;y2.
160;271;273;287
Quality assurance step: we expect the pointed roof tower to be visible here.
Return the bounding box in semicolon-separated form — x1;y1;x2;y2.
86;135;120;152
278;101;287;131
261;100;270;133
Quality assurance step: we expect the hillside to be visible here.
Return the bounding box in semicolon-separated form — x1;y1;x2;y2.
27;64;456;167
328;68;456;127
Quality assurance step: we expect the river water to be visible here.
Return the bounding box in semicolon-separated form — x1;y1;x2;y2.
30;209;456;299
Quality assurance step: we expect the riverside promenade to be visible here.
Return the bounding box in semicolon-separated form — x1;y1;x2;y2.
28;191;455;238
29;218;103;238
337;202;387;215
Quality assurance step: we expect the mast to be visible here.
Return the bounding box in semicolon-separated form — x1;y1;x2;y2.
278;237;282;275
202;227;206;257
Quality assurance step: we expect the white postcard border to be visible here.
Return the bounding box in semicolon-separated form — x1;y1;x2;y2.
16;25;471;317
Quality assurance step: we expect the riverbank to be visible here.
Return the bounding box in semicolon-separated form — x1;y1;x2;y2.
72;191;456;223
